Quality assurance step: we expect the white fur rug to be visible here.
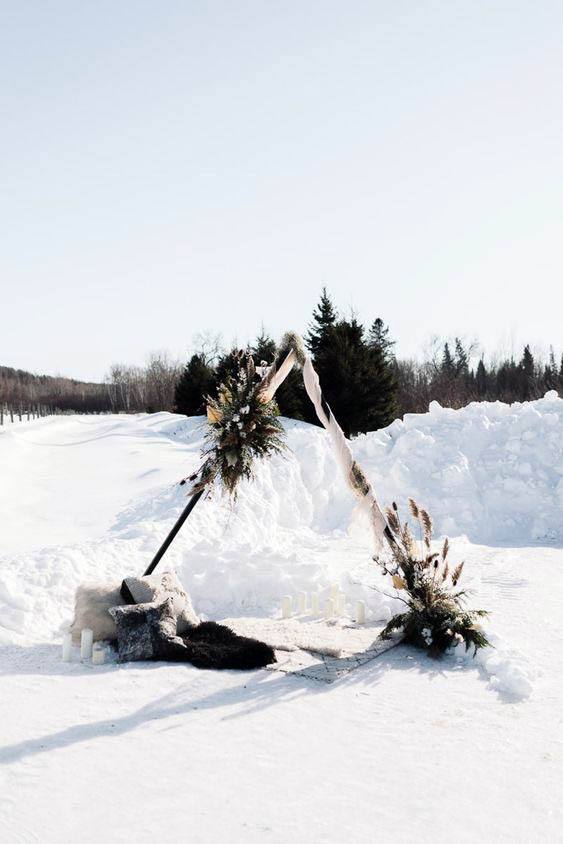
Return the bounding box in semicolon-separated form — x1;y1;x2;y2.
220;616;400;683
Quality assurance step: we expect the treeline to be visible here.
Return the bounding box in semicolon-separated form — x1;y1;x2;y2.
174;289;563;435
2;289;561;433
396;340;563;414
0;365;109;413
105;353;181;414
0;353;183;417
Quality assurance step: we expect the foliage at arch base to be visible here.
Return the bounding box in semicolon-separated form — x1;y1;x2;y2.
379;499;490;658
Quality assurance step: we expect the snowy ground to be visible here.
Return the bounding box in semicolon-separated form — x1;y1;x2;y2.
1;403;563;842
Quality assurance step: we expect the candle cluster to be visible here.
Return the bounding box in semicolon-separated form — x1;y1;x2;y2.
61;629;106;665
281;587;366;624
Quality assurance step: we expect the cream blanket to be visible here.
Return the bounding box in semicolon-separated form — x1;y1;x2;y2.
220;616;400;682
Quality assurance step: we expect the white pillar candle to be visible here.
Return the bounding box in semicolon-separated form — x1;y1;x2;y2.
337;593;346;616
92;643;105;666
330;583;339;601
324;598;335;619
311;593;320;616
297;591;307;614
80;628;93;660
355;600;366;624
62;633;72;663
282;595;293;619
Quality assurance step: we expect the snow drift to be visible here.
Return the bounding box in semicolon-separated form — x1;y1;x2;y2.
0;393;561;657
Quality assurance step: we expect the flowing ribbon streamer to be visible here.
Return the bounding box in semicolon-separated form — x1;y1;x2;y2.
257;333;389;556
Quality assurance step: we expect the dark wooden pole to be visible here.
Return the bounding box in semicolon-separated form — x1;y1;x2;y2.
142;489;205;577
119;487;205;602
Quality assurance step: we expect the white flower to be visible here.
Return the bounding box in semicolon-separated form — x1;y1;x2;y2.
421;627;433;644
225;450;238;467
232;414;240;422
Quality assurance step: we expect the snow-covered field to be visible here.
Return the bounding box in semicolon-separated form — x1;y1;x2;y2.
1;399;563;842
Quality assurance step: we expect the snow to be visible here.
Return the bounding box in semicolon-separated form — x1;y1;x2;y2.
1;399;563;841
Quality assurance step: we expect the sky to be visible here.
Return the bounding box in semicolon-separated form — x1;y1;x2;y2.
2;1;562;381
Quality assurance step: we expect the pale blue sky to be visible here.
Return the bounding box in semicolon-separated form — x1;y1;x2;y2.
2;1;562;380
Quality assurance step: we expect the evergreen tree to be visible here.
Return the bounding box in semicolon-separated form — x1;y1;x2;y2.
366;317;398;429
441;343;455;377
311;314;398;436
519;345;535;399
475;359;487;396
174;354;216;416
303;289;339;426
251;327;276;365
306;287;337;356
313;316;367;436
366;346;398;431
454;338;469;376
368;318;395;361
544;347;558;390
496;359;518;401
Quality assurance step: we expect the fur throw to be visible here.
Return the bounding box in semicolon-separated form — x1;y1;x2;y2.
122;571;199;633
70;580;122;644
70;571;199;644
109;597;180;662
162;622;276;670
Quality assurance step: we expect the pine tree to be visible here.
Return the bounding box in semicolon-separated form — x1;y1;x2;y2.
251;327;276;366
314;316;367;436
544;347;558;390
496;359;518;401
311;314;398;436
476;359;487;396
368;318;395;362
306;287;337;356
519;345;535;400
303;289;339;426
441;343;455;377
454;338;469;376
366;317;398;429
174;354;216;416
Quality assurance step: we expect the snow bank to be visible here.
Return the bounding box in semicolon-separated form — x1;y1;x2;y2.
355;389;563;545
451;630;536;699
1;393;561;699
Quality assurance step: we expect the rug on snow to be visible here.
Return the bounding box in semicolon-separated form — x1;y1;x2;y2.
220;617;400;683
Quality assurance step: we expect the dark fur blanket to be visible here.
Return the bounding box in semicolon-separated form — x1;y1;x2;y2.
155;621;276;670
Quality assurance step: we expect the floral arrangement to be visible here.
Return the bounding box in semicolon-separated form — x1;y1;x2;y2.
191;350;287;497
379;499;490;657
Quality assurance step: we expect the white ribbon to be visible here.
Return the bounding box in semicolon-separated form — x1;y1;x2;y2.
261;340;388;555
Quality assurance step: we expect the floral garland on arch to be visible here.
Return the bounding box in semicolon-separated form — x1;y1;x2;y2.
191;350;287;497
